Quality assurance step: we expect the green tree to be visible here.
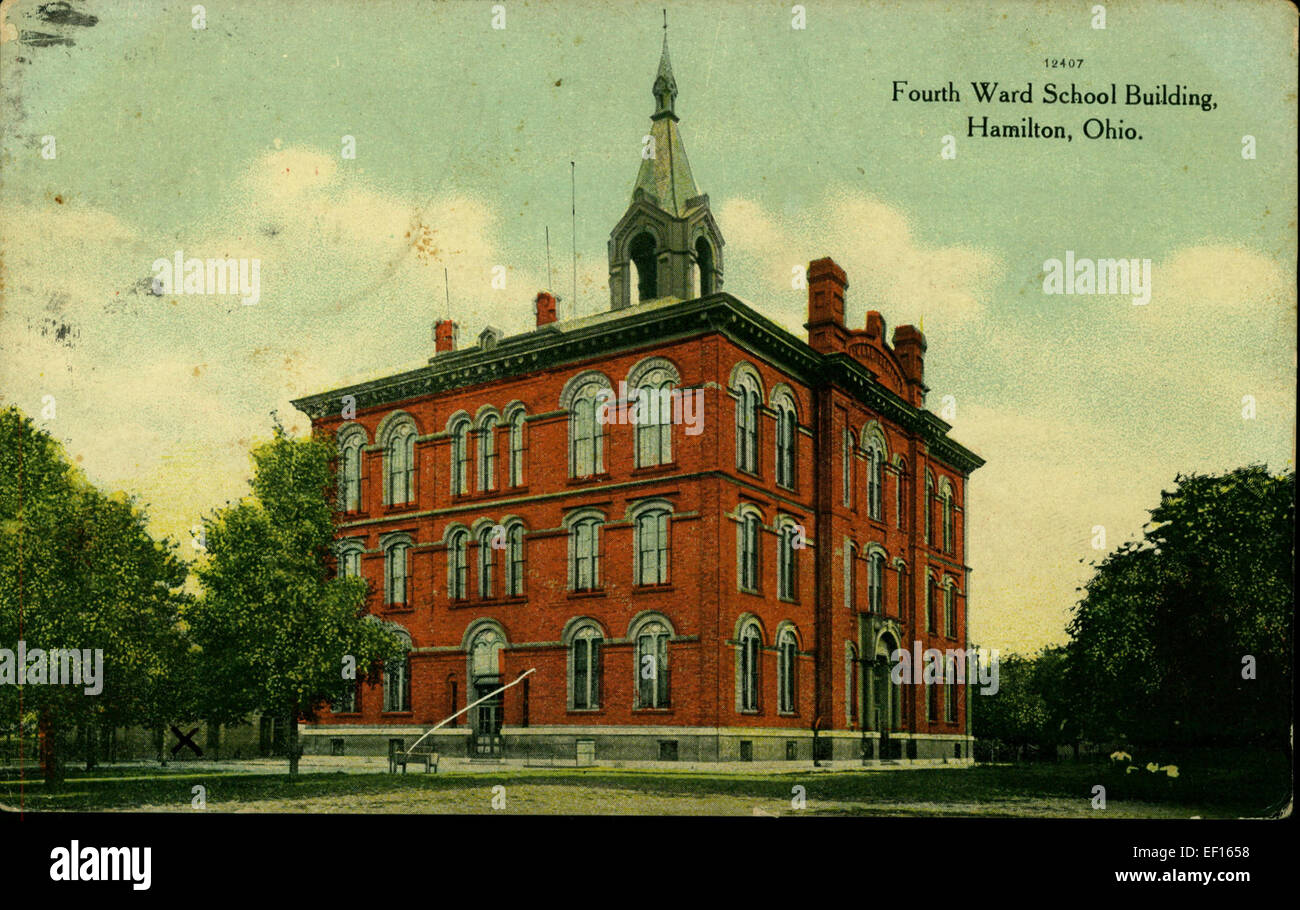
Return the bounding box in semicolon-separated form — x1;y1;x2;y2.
1066;466;1293;755
187;421;404;775
0;406;190;782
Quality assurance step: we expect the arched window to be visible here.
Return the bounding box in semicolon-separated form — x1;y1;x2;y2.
634;621;670;708
634;378;674;468
505;522;525;596
337;542;362;579
383;631;411;713
477;415;498;492
507;410;526;487
944;582;957;638
447;529;469;601
567;379;607;478
470;627;504;681
630;231;657;301
924;470;935;545
695;237;715;296
737;508;762;592
569;515;602;592
570;624;602;710
476;524;497;599
733;368;762;474
634;506;670;586
450;417;471;495
777;520;799;602
384;540;410;607
868;549;884;614
384;421;416;506
777;628;797;714
842;428;855;508
737;620;762;712
865;434;885;522
773;392;797;489
339;432;364;513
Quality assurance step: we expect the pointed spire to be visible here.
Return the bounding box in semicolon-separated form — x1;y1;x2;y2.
653;15;678;118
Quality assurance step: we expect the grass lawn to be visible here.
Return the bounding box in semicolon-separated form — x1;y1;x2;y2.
0;758;1288;817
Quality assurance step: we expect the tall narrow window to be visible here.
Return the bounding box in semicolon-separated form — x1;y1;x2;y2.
866;437;884;521
926;576;936;632
505;523;525;596
570;517;602;592
386;423;416;505
926;681;936;722
447;530;468;601
634;508;670;586
846;644;859;726
340;436;363;512
774;395;796;489
385;542;409;607
738;511;761;592
896;564;908;618
477;525;496;599
945;680;958;723
570;383;605;478
571;627;603;709
924;471;935;546
845;544;857;611
478;416;498;492
778;629;797;714
635;381;674;467
738;621;761;712
896;460;907;530
508;411;526;487
841;429;854;508
383;633;411;713
734;372;761;474
635;622;670;708
451;419;470;495
868;550;884;614
338;545;362;579
777;522;798;601
942;488;954;553
945;584;957;638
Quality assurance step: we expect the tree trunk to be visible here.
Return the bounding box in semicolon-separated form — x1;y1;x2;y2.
207;721;221;761
83;723;97;771
287;704;300;776
39;709;64;785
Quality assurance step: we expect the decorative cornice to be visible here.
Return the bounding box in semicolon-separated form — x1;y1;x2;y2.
291;293;983;474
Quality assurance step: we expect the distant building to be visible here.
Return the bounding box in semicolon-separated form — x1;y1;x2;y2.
292;36;982;763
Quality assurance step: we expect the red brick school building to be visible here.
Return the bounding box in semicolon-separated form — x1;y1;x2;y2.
292;37;982;764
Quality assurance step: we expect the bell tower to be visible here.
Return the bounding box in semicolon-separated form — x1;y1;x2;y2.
608;29;724;310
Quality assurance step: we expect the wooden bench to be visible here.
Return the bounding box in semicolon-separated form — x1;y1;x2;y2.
389;746;439;774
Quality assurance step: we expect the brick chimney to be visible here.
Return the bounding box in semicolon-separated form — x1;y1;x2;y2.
534;291;557;327
434;319;458;354
805;257;849;355
864;310;886;341
891;324;926;387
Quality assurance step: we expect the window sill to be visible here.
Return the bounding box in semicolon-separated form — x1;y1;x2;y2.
567;589;606;600
738;709;760;716
632;584;673;595
778;711;798;718
567;473;612;486
632;463;678;477
382;605;414;614
739;586;763;596
567;708;605;715
632;707;674;714
380;712;413;718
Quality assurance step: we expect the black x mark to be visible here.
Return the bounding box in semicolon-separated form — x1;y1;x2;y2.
170;725;202;757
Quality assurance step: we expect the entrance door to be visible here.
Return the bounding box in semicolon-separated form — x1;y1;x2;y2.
473;683;503;756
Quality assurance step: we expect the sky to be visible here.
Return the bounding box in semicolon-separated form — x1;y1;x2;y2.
1;0;1294;654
